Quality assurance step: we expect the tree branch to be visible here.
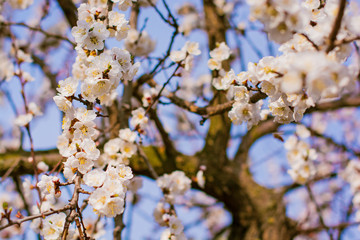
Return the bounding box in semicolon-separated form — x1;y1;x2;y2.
56;0;77;28
326;0;347;53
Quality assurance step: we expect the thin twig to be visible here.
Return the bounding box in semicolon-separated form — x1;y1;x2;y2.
1;22;75;46
305;184;334;240
326;0;347;53
1;158;21;182
0;205;71;231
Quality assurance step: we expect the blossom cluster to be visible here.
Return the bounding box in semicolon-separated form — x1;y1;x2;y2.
245;51;354;124
207;42;231;71
87;163;132;217
248;0;360;46
218;48;355;128
34;2;152;239
285;125;317;184
70;4;140;106
247;0;310;43
14;102;42;127
205;0;360;129
154;171;192;239
141;86;161;107
1;45;44;128
170;41;201;71
207;42;266;129
125;29;156;56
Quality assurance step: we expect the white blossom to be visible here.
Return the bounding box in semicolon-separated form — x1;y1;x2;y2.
14;113;33;126
83;169;106;187
130;108;148;129
125;29;156;56
209;42;231;61
40;213;66;240
57;77;79;97
89;188;124;217
37;175;59;199
119;128;137;142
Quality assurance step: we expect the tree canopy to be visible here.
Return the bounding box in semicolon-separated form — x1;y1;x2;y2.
1;0;360;239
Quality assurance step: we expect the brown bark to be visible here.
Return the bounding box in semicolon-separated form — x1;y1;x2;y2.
56;0;77;28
